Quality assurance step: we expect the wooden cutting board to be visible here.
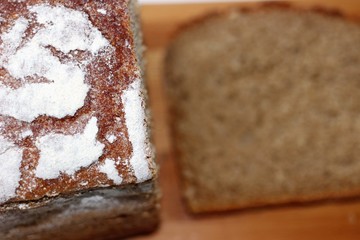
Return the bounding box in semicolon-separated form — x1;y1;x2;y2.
134;1;360;239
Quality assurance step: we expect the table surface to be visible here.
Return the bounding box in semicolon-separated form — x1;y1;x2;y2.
134;1;360;239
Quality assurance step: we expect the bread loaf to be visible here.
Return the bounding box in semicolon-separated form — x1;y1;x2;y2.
166;3;360;213
0;0;158;239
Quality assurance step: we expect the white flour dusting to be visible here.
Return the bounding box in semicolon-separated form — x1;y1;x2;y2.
99;159;123;185
0;3;153;198
105;134;117;143
35;117;105;179
0;136;22;203
97;9;107;15
0;4;110;122
121;79;151;182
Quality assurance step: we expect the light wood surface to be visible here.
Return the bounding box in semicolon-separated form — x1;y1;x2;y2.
134;1;360;239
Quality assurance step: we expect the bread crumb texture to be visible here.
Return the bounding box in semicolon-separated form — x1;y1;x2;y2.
166;7;360;212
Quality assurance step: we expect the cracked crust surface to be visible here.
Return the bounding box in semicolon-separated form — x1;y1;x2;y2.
0;0;158;238
0;0;156;205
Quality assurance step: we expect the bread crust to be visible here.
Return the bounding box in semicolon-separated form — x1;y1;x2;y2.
170;1;360;40
0;181;160;240
0;0;156;207
0;0;159;238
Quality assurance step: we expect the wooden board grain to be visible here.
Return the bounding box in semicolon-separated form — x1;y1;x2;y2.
134;1;360;239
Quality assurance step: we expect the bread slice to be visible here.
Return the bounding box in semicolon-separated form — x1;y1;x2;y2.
166;3;360;213
0;0;158;239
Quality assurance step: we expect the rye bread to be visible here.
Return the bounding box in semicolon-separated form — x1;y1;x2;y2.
0;0;159;238
166;3;360;213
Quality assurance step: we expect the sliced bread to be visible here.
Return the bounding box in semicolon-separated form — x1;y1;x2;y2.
166;4;360;213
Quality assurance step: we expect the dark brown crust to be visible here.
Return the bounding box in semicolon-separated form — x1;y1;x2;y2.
0;0;155;205
0;181;160;240
165;2;360;214
188;186;360;214
169;1;360;43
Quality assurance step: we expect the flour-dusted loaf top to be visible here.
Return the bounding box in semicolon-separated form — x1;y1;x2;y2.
0;0;155;206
